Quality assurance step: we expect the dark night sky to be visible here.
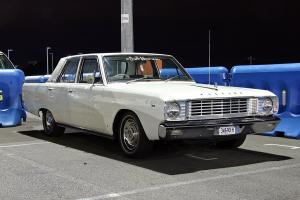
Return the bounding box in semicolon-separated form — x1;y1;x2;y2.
1;0;300;74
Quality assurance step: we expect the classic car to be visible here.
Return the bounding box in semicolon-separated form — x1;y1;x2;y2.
23;53;280;157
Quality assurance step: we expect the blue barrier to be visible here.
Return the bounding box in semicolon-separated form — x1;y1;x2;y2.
231;63;300;139
0;69;26;127
186;67;229;86
28;68;229;85
25;75;50;83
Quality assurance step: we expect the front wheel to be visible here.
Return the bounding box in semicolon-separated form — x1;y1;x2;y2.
215;135;247;149
42;110;65;136
118;111;153;157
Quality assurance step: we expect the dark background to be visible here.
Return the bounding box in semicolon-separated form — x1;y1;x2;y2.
1;0;300;75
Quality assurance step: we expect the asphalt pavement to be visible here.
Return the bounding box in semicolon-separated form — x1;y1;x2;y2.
0;114;299;200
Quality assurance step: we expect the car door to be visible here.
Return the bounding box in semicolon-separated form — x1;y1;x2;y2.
47;57;80;124
67;56;106;133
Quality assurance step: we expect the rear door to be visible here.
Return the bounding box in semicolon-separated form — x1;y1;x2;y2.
48;57;80;124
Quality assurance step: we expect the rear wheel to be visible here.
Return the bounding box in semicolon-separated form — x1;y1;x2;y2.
118;111;153;157
42;110;65;136
216;134;247;149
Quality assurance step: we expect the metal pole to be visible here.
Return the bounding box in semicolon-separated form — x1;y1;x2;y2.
121;0;134;52
208;30;211;84
208;30;211;67
7;49;13;59
248;56;254;65
46;47;51;75
49;52;54;72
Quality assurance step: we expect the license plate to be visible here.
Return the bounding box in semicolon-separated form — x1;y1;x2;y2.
218;126;236;135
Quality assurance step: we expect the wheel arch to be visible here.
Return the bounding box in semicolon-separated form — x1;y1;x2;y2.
38;108;55;118
112;109;140;139
38;108;48;117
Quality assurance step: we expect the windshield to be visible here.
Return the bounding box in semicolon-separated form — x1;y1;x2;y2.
103;55;193;83
0;54;14;69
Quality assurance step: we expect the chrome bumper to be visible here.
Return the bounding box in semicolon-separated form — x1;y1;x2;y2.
158;116;280;140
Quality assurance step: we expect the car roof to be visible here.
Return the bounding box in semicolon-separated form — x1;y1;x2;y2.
63;52;173;60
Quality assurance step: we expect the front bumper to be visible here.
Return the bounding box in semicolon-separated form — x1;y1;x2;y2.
158;116;280;140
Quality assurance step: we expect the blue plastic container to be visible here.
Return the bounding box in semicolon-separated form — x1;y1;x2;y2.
186;67;229;86
25;75;50;83
0;69;26;127
231;63;300;138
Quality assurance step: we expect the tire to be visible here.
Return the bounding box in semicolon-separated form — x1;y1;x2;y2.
216;134;247;149
118;111;153;158
42;110;65;136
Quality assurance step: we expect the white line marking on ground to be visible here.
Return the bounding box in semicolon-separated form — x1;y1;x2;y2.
0;142;50;148
185;154;218;161
264;144;300;150
77;163;300;200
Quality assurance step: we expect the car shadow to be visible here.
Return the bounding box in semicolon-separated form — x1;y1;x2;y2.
18;130;291;175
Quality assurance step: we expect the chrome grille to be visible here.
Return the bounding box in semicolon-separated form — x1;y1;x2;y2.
189;98;250;119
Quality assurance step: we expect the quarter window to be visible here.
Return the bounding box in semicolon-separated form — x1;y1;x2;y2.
59;58;80;83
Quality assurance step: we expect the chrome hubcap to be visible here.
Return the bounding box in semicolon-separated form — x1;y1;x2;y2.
45;111;54;131
123;118;139;151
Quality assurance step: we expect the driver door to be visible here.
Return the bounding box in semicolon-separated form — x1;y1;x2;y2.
67;56;106;133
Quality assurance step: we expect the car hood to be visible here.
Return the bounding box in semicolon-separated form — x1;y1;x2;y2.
106;81;275;102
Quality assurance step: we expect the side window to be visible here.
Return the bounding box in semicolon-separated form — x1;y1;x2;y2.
59;58;80;83
79;58;102;84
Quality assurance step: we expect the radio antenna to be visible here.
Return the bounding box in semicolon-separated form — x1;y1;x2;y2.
208;29;211;85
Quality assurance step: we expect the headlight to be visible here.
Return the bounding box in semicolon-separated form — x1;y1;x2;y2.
164;102;186;121
263;98;273;113
165;102;180;119
258;97;274;115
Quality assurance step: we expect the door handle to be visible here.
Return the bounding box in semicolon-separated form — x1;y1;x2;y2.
48;88;54;91
68;90;73;93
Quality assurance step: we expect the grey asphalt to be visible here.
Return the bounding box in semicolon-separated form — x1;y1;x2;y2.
0;114;299;200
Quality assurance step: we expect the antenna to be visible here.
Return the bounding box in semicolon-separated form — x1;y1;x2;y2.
208;29;211;85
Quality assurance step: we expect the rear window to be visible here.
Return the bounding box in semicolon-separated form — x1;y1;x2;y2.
0;54;14;69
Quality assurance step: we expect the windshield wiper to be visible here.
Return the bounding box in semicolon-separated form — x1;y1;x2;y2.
164;74;187;82
126;77;149;84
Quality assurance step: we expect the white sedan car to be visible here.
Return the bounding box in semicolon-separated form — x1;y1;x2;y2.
23;53;280;157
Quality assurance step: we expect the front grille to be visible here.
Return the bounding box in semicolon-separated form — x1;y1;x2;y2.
189;98;250;119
